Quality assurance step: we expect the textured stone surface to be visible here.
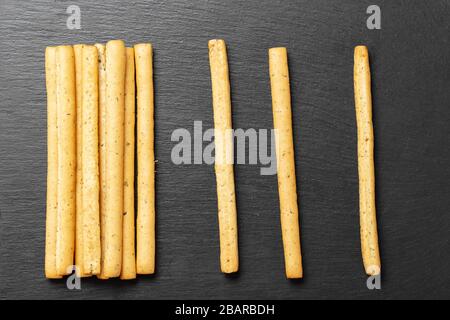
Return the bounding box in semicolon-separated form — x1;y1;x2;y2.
0;0;449;299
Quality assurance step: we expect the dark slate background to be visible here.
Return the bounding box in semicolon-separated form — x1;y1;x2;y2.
0;0;449;300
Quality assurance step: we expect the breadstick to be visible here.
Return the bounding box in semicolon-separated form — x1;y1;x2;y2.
44;47;61;279
135;43;155;274
121;47;137;280
353;45;381;276
73;44;87;277
208;39;239;274
269;47;303;279
55;45;77;275
95;43;109;279
81;45;101;275
103;40;126;277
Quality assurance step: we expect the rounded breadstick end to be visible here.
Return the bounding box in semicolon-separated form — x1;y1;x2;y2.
222;264;239;275
354;45;369;58
208;39;225;47
366;264;381;276
268;47;288;63
287;269;303;280
269;47;287;53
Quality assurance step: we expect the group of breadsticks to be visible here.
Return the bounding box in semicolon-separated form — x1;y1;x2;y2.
45;38;380;280
208;40;305;277
45;40;154;279
208;41;380;278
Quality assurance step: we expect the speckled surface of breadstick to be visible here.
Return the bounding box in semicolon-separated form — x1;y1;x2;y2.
121;47;137;280
94;43;109;279
73;44;87;277
135;43;156;275
208;39;239;274
269;47;303;279
354;45;381;276
55;45;77;276
103;40;126;277
45;46;61;279
81;45;101;275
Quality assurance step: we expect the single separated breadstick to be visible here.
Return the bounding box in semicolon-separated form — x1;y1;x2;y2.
135;43;156;274
44;47;61;279
55;45;77;275
103;40;126;277
81;45;101;275
121;47;137;280
208;39;239;274
95;43;109;280
73;44;87;277
269;47;303;279
353;46;381;276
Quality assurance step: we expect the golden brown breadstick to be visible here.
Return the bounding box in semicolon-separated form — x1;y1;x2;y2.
81;45;101;275
208;39;239;274
353;45;381;276
55;45;77;276
135;43;156;275
95;43;109;280
73;44;87;277
102;40;126;278
121;47;137;280
45;47;61;279
269;47;303;279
